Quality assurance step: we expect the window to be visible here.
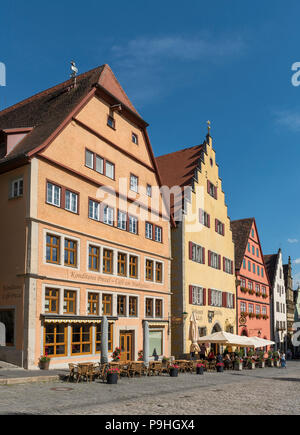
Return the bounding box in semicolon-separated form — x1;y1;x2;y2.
44;324;67;357
65;190;78;214
252;246;255;255
261;268;264;277
46;234;60;264
85;150;94;169
252;229;254;237
240;302;247;313
192;286;204;306
103;205;114;226
145;298;154;317
64;239;77;267
45;288;59;314
191;243;205;264
11;178;23;198
156;262;163;283
210;289;222;307
155;300;163;318
0;310;14;346
146;184;152;197
129;255;138;279
262;286;267;296
199;209;210;228
118;211;127;231
47;182;61;207
262;306;267;315
248;281;253;290
96;323;113;353
145;259;154;281
107;115;115;129
95;155;104;174
249;304;254;314
215;219;225;236
130;174;138;193
88;293;99;315
248;243;250;252
105;161;115;179
71;324;92;355
89;199;100;221
63;290;76;314
129;297;138;317
207;180;217;199
257;265;260;276
146;222;153;240
243;259;246;269
209;251;221;270
256;248;259;257
252;263;256;274
132;132;138;144
226;293;234;309
103;249;113;274
117;253;127;277
89;246;100;272
129;216;138;234
102;294;112;316
117;295;126;316
256;305;261;315
240;278;246;288
223;257;233;274
248;261;251;271
149;330;163;356
154;226;162;243
255;284;260;293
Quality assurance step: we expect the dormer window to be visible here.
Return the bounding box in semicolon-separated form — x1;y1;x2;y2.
207;180;217;199
107;115;115;129
132;133;138;145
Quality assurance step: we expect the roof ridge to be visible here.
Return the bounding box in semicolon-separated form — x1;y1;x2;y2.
156;143;203;159
0;65;104;118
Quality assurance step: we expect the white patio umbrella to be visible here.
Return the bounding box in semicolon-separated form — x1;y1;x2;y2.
197;331;255;347
246;337;275;348
189;313;200;352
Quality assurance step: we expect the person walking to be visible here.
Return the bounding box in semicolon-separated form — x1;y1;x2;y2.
280;352;287;368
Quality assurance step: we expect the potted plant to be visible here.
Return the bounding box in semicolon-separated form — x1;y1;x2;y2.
273;352;281;367
169;364;179;377
216;362;224;373
107;367;120;384
240;287;248;294
39;353;51;370
137;350;144;361
234;356;243;371
196;362;205;375
258;352;265;368
111;347;121;362
267;351;274;367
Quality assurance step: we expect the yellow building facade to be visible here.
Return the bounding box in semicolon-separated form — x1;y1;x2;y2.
157;128;236;357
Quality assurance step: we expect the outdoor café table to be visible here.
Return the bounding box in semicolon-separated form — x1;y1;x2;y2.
174;360;189;372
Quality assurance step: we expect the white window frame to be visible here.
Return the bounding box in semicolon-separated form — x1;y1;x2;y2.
85;150;94;169
103;205;114;226
117;211;127;231
47;182;61;207
89;199;100;221
11;178;23;198
146;222;153;240
130;174;138;193
192;286;204;306
129;215;138;235
105;161;115;180
65;190;78;214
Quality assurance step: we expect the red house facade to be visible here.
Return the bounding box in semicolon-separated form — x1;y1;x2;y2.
231;218;271;340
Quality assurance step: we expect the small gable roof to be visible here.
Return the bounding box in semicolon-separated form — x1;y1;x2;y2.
230;218;254;270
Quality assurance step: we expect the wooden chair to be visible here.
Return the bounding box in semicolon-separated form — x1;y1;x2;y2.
148;361;163;376
128;362;146;378
76;364;94;382
98;363;109;383
67;363;78;382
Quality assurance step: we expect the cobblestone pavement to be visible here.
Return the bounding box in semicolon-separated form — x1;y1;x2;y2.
0;362;300;415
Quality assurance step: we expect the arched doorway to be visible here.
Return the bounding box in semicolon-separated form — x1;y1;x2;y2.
241;328;248;337
211;322;222;354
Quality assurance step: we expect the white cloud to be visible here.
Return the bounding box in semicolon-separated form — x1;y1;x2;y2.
294;258;300;264
288;238;299;243
275;110;300;132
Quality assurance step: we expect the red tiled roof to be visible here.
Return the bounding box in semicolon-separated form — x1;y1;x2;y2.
264;253;279;288
230;218;254;270
0;64;140;164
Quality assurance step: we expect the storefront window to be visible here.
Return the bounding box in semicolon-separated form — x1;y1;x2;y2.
0;310;14;346
71;324;92;355
44;324;67;357
149;330;163;356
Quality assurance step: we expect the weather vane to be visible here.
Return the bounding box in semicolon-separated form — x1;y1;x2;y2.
207;120;211;135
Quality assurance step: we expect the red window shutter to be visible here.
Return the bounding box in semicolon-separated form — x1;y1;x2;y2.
189;286;193;304
222;223;225;236
218;255;221;270
208;214;210;228
202;247;205;264
215;219;218;232
208;250;211;266
223;257;226;272
203;288;206;306
231;260;233;275
208;289;212;306
222;292;227;308
189;242;193;260
207;180;210;194
215;187;218;200
233;295;235;309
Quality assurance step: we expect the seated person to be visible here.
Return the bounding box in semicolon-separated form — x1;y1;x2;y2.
208;350;215;360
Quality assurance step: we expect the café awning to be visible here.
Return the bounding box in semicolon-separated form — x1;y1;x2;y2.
245;337;275;348
198;331;255;347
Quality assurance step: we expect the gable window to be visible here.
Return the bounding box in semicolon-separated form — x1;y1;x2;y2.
243;259;246;269
65;190;78;214
47;182;61;207
252;263;256;274
207;180;217;199
248;261;251;272
130;174;138;193
85;150;94;169
215;219;225;236
132;132;138;144
89;199;100;221
252;229;254;237
199;209;210;228
146;184;152;197
11;178;23;198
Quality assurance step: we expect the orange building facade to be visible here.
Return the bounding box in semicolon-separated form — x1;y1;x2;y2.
0;65;172;369
231;218;271;341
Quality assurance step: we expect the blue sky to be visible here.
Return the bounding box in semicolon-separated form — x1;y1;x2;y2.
1;0;300;286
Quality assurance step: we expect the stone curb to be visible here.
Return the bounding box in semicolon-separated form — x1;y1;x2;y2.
0;376;60;386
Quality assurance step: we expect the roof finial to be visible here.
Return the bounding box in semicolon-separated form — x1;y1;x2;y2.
207;120;211;136
70;61;78;87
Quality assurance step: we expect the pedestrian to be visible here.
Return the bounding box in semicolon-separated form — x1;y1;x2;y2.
199;343;206;360
280;352;287;368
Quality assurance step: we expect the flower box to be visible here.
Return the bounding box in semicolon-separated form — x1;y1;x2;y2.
107;373;118;385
